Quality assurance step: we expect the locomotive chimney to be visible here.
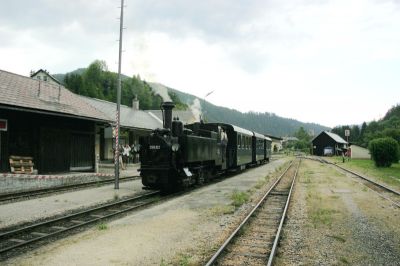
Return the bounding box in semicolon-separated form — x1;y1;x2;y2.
161;101;175;130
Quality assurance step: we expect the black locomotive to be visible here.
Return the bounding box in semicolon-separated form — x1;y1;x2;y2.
138;102;272;191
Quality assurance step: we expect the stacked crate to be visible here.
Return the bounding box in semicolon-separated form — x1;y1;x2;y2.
9;156;34;174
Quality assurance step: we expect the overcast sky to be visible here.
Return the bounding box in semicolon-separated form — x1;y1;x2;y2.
1;0;399;128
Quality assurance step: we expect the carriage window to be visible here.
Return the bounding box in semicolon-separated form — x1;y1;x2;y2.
237;135;241;148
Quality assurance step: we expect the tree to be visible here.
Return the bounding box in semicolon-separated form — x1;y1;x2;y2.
168;91;188;110
368;137;399;167
82;60;107;98
350;125;360;143
294;127;311;142
64;73;83;94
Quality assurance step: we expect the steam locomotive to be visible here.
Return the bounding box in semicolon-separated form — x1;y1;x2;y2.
138;102;272;191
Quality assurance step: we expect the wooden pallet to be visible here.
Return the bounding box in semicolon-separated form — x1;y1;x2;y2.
9;155;34;174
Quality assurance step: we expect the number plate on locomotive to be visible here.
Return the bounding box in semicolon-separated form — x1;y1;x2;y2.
149;145;161;150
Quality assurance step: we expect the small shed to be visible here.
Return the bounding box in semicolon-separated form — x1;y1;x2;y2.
312;131;348;156
264;134;283;152
349;144;370;159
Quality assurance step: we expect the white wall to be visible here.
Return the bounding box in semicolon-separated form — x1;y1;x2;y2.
350;145;370;159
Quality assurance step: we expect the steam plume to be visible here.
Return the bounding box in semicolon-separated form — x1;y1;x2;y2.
190;98;202;122
149;82;172;102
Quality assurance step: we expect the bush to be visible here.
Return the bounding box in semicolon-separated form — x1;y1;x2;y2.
368;137;400;167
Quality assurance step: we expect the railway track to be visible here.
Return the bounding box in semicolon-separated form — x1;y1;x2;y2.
205;159;300;266
0;190;160;258
0;176;139;203
305;156;400;208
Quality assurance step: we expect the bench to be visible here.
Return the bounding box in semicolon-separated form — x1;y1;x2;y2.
9;155;34;174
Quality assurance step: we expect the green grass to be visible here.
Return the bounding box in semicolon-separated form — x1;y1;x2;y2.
177;254;191;266
329;157;400;187
208;204;235;215
230;190;250;208
254;179;265;189
97;223;108;230
340;257;350;264
310;208;337;228
327;234;346;243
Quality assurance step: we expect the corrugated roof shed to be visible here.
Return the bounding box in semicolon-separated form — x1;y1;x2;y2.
81;96;162;130
323;131;347;144
0;69;111;122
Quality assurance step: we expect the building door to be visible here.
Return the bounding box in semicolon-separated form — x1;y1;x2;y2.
70;132;94;171
40;128;70;173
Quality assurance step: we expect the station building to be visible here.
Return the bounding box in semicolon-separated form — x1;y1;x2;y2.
0;69;163;174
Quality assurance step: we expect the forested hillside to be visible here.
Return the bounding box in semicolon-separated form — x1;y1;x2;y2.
167;88;330;137
56;61;329;137
332;104;400;147
56;60;187;110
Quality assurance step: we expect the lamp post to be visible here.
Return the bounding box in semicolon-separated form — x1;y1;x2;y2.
202;90;215;122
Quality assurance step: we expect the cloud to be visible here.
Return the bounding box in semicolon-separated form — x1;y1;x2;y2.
1;0;400;127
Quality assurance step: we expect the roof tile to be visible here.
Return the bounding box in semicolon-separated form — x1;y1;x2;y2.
0;69;111;122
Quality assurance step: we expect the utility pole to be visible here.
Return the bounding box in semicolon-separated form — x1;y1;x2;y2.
115;0;124;189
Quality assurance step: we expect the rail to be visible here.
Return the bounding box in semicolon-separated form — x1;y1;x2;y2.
205;159;300;265
0;190;160;257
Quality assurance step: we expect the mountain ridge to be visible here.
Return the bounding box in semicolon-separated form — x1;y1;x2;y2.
152;84;330;137
55;66;330;137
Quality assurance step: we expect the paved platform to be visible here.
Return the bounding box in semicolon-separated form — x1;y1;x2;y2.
0;178;145;230
0;164;140;194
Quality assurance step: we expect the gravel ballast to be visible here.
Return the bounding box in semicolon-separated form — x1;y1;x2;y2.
276;159;400;265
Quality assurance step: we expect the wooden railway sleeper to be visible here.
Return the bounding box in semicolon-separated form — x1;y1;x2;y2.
233;252;268;259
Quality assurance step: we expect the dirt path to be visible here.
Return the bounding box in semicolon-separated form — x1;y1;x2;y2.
276;159;400;265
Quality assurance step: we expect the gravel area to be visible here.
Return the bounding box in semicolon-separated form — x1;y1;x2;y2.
276;159;400;265
3;158;289;265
